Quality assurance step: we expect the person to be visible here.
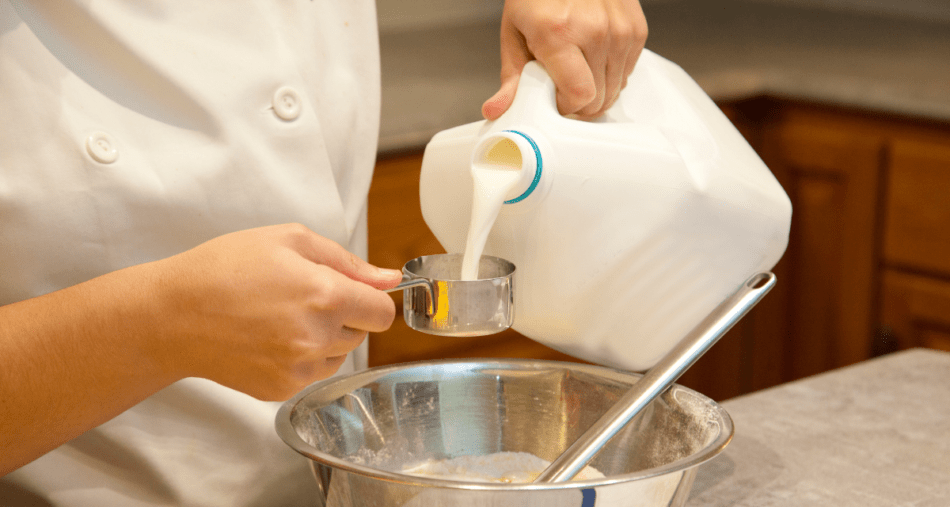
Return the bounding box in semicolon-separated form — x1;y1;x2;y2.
0;0;647;504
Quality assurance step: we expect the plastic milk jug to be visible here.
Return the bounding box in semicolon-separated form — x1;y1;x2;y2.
418;49;792;371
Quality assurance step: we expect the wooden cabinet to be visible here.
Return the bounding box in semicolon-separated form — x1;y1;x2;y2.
756;105;886;380
879;136;950;354
881;271;950;353
734;100;950;386
367;99;950;401
883;138;950;276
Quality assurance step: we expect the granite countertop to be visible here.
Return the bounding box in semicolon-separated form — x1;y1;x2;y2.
687;348;950;506
378;0;950;153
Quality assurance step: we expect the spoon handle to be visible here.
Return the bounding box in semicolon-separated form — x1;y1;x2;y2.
534;272;776;483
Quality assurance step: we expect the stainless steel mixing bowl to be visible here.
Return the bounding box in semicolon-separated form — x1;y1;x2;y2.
276;359;733;507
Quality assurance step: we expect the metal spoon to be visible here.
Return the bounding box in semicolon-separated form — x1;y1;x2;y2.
534;272;777;483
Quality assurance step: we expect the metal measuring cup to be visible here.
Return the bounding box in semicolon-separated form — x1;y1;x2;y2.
385;253;515;337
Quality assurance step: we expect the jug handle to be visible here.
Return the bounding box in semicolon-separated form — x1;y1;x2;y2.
498;60;561;124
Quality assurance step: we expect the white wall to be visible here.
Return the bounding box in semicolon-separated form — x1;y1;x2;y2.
376;0;504;34
745;0;950;23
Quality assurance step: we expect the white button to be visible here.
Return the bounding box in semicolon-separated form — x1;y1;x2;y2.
86;132;118;164
272;86;302;121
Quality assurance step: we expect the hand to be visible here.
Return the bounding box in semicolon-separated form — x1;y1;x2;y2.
482;0;648;120
0;223;401;473
152;224;401;401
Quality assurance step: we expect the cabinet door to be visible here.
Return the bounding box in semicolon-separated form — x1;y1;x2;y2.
366;153;444;272
880;270;950;353
756;106;885;381
883;137;950;277
880;135;950;354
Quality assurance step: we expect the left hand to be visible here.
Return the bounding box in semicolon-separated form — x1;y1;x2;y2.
482;0;648;121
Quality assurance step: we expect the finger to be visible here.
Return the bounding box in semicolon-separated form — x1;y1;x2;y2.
591;1;648;117
309;265;396;337
321;354;349;375
482;76;520;121
339;278;397;334
288;354;351;393
620;2;648;92
575;45;608;118
305;318;371;362
597;23;633;116
574;13;611;118
537;45;596;116
525;5;609;118
289;225;402;290
597;57;624;117
313;354;355;386
521;7;599;116
483;22;532;120
623;42;643;88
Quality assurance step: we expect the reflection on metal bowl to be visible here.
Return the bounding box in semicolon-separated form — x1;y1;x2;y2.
276;359;733;507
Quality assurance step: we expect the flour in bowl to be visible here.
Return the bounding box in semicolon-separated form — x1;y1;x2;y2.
402;452;605;483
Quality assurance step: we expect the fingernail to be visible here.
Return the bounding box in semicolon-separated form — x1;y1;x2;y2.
378;267;402;278
482;95;502;119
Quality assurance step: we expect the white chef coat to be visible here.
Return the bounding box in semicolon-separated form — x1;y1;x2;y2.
0;1;380;505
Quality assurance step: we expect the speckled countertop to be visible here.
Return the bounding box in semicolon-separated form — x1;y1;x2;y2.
378;0;950;153
687;348;950;506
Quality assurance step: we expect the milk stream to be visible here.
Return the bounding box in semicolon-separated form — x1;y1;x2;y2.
460;138;523;280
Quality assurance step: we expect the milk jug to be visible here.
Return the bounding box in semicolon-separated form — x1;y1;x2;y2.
419;49;792;371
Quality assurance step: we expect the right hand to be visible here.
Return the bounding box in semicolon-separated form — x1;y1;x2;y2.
482;0;648;121
149;224;401;401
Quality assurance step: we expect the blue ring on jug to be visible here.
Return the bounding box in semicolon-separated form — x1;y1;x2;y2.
502;129;542;204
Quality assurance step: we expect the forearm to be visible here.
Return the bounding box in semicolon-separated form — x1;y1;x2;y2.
0;224;401;476
0;262;178;475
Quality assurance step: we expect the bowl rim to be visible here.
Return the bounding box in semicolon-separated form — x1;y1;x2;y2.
275;358;734;491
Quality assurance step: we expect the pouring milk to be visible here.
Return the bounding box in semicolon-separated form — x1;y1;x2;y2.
419;52;792;371
461;137;527;280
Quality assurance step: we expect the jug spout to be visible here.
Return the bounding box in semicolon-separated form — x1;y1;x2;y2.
471;130;543;204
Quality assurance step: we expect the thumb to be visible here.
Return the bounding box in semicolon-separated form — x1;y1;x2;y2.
297;230;402;290
483;22;532;120
482;77;520;120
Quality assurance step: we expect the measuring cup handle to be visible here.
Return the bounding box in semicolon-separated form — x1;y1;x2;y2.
385;276;437;316
384;276;433;295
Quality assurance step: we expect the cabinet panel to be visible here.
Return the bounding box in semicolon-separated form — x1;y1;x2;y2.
880;270;950;352
921;330;950;352
883;138;950;277
758;106;885;379
367;153;445;272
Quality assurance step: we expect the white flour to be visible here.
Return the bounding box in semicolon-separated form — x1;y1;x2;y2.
402;452;605;483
